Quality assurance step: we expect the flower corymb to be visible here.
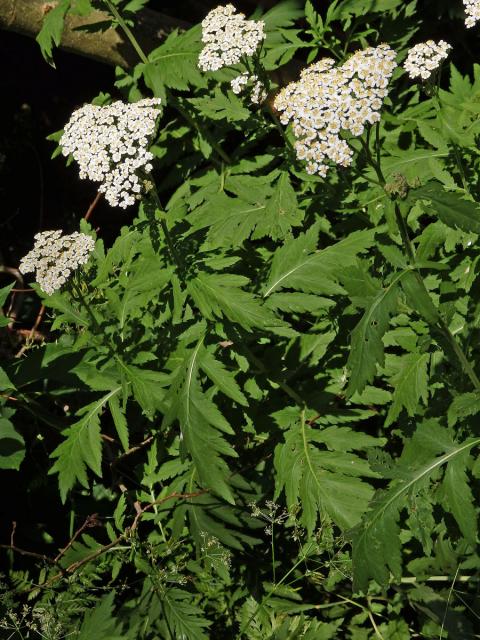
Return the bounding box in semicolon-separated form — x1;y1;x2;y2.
60;98;162;209
403;40;451;80
230;72;267;104
198;4;265;72
464;0;480;27
274;44;397;177
20;230;95;295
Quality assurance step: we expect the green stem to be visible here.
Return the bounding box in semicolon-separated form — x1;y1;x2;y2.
149;188;184;271
266;104;296;158
104;0;148;64
364;130;480;392
70;279;102;334
103;0;232;166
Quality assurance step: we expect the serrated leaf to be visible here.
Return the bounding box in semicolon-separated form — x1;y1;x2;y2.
0;416;25;470
77;592;122;640
346;271;405;396
145;26;206;91
188;272;281;331
263;228;375;297
410;181;480;234
108;396;129;451
275;412;381;533
385;352;429;426
252;172;303;240
50;388;121;502
162;588;210;640
448;392;480;426
352;422;480;591
199;346;247;406
36;0;70;66
189;89;251;122
163;341;237;503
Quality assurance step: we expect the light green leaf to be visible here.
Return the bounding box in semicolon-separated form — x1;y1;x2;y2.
411;181;480;234
50;388;121;502
275;413;381;533
199;346;247;406
252;172;303;240
346;271;405;396
108;396;129;451
263;228;375;297
163;341;237;503
448;392;480;426
36;0;71;67
0;416;25;470
352;422;480;591
385;352;430;426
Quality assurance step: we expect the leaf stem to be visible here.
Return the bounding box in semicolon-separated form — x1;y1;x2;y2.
149;188;184;272
364;131;480;392
103;0;148;64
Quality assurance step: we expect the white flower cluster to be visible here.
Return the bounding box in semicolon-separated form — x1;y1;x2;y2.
403;40;451;80
274;45;397;177
230;72;267;104
198;4;265;72
464;0;480;27
60;98;162;209
19;230;95;295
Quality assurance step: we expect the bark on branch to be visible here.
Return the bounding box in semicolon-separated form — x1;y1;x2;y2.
0;0;189;68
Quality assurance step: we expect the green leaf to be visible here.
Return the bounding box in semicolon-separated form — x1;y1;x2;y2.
275;412;382;533
163;341;237;503
146;26;206;91
0;366;15;392
199;346;248;406
108;396;129;451
385;352;430;426
36;0;71;67
0;415;25;470
263;228;375;297
77;592;122;640
189;89;251;122
346;271;405;396
448;392;480;426
410;181;480;234
188;272;281;331
50;388;121;502
352;422;480;591
252;172;303;240
162;587;211;640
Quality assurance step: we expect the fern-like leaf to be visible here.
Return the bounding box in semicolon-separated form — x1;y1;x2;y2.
274;411;383;533
352;421;480;591
163;341;237;503
50;388;121;502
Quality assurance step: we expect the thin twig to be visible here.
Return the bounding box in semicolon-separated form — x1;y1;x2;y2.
54;514;100;563
84;191;102;222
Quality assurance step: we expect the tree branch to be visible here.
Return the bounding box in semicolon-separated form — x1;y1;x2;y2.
0;0;189;69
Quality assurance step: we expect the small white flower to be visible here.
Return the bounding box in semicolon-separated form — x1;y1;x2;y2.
403;40;451;80
198;4;265;72
464;0;480;27
19;230;95;295
274;44;397;177
60;98;162;209
230;72;267;104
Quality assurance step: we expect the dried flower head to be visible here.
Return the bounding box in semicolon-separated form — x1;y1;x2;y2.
230;72;267;104
198;4;265;72
60;98;162;209
20;230;95;295
464;0;480;27
403;40;451;80
274;44;397;177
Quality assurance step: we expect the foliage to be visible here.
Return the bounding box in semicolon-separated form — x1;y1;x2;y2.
4;0;480;637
